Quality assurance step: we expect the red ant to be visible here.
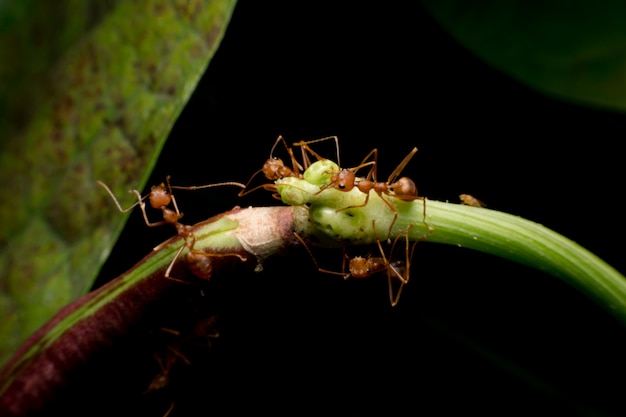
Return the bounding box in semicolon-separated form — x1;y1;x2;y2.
459;193;486;208
145;315;219;394
239;135;341;198
145;335;191;393
238;135;305;198
97;176;247;281
317;147;430;238
144;327;195;417
296;221;417;307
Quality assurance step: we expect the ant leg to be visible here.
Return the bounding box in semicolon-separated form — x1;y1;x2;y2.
293;233;350;278
166;174;245;199
357;148;379;181
419;196;434;233
165;344;191;366
240;171;311;200
160;229;198;283
272;135;305;175
373;219;405;306
386;223;415;307
163;402;175;417
387;147;418;184
372;193;399;241
372;220;389;265
163;243;193;283
170;182;246;192
334;190;371;213
340;243;350;278
164;176;181;218
237;169;267;197
387;264;405;307
293;135;341;168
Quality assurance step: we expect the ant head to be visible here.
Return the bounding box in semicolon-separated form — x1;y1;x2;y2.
349;255;385;278
331;169;356;191
349;256;370;278
149;184;172;208
263;157;293;180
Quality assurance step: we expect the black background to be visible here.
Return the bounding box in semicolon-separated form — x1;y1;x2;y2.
97;2;626;415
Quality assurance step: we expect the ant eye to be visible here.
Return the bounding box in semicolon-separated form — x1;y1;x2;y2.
339;184;345;189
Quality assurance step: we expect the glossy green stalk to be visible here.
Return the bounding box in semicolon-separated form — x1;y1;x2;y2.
280;162;626;324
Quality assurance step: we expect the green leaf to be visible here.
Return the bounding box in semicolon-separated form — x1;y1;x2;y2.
0;0;238;366
421;0;626;111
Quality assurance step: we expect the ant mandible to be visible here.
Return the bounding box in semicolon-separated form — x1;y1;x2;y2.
97;176;247;281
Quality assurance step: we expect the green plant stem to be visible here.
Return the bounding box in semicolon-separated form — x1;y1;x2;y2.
283;176;626;324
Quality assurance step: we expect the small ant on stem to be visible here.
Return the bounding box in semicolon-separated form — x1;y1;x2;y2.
317;147;431;239
296;221;417;307
97;176;247;281
459;194;486;208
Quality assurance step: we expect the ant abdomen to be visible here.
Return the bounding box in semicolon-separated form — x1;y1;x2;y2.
333;169;357;191
263;157;295;181
390;177;418;200
186;250;213;280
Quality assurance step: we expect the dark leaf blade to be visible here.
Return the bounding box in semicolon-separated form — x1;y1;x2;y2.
422;0;626;110
0;0;238;366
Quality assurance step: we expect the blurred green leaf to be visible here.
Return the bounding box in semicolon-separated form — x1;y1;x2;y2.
0;0;237;366
422;0;626;110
